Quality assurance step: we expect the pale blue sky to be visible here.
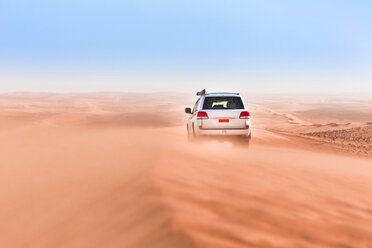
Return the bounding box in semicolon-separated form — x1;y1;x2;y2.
1;0;371;92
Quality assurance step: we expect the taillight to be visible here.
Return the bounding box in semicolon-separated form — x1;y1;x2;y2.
196;111;209;119
239;111;250;119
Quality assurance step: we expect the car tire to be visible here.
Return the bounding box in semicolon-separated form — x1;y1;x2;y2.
187;124;195;142
187;124;192;139
239;133;251;146
188;124;203;143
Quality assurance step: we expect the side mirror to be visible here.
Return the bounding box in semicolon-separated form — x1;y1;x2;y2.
185;108;192;114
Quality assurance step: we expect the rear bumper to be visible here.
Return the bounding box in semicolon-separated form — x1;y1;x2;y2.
197;128;250;136
194;119;251;136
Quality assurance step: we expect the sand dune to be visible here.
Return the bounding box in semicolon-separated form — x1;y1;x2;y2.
1;93;372;248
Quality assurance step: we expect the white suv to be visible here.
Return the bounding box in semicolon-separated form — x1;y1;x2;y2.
185;90;251;142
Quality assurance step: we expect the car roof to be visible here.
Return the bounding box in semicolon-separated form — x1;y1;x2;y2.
205;92;240;96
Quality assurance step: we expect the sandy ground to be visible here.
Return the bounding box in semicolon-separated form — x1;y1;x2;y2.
0;92;372;248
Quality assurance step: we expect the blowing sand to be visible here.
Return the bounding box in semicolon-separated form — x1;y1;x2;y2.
0;92;372;248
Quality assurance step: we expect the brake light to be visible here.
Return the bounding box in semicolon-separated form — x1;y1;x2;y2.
196;111;209;119
239;111;250;119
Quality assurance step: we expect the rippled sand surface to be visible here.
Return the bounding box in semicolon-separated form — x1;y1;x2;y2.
1;93;372;248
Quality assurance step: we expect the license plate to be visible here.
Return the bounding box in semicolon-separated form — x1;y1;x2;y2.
219;119;229;123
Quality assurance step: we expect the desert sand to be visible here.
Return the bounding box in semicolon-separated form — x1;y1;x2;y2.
0;92;372;248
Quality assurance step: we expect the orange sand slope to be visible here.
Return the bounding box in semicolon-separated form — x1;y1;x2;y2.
0;92;372;248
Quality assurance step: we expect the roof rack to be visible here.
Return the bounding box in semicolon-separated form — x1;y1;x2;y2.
196;89;206;96
206;92;239;95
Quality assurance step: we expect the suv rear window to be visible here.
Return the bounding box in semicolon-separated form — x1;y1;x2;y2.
202;96;244;110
